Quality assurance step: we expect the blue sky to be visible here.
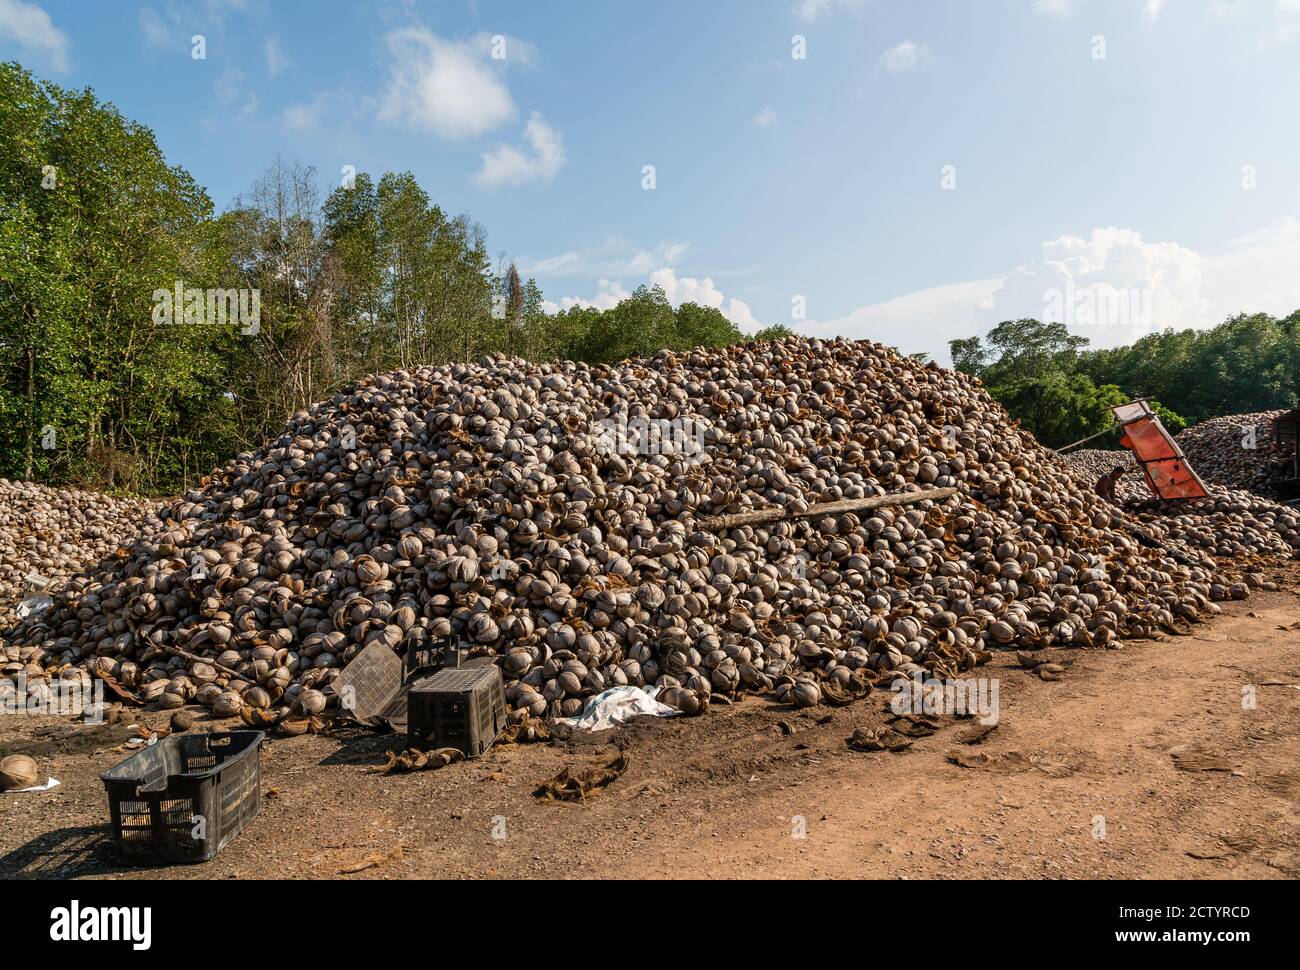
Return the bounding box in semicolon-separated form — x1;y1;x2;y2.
3;0;1300;361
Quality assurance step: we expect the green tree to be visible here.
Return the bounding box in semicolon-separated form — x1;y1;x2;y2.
576;285;675;362
320;169;498;372
1150;401;1187;434
672;302;745;351
949;336;988;376
1075;312;1298;425
754;324;795;341
506;263;524;331
0;61;237;491
321;171;382;369
220;158;346;444
981;318;1089;385
552;288;745;364
989;372;1127;448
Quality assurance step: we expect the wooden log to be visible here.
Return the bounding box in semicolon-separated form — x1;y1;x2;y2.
695;486;959;531
153;639;256;686
1053;422;1119;454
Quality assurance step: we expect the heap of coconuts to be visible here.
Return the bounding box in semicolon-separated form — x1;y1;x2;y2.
0;480;163;628
1058;449;1143;503
1;337;1297;726
1176;410;1293;496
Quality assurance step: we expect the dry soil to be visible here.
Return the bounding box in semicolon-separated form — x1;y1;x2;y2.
2;563;1298;880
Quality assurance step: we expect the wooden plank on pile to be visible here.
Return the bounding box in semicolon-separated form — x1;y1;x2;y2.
695;486;959;530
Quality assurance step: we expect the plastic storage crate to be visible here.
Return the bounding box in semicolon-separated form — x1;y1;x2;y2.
100;731;264;864
405;635;471;681
408;666;506;757
333;642;404;722
403;644;443;682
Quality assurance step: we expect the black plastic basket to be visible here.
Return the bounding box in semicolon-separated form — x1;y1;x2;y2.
100;730;264;864
408;666;506;757
405;635;471;681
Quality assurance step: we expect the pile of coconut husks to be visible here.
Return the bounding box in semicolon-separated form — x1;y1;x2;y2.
2;338;1297;726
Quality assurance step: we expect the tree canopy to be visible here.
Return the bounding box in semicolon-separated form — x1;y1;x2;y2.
1;61;236;490
949;314;1297;447
0;61;749;492
4;60;1294;491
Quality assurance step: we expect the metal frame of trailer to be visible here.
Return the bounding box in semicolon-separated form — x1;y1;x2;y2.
1109;399;1210;501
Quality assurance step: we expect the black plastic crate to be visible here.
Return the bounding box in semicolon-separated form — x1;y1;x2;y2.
100;731;264;864
405;635;470;681
334;641;405;722
408;666;506;757
403;644;443;682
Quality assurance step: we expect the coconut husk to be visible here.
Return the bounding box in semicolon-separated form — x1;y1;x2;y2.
534;752;629;802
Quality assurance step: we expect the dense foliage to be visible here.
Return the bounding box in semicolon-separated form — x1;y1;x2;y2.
1076;312;1299;426
1;62;236;490
3;62;1295;492
0;63;745;493
950;316;1298;448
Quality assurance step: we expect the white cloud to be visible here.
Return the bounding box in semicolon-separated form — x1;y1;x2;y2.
283;96;326;131
524;251;586;276
546;267;763;333
1212;0;1300;48
1200;217;1300;317
1032;0;1076;17
1261;0;1300;46
215;68;259;118
985;227;1211;344
473;111;565;187
378;27;515;139
877;40;932;73
752;106;779;128
264;36;288;77
138;8;172;48
1052;0;1300;46
521;239;689;278
802;278;1004;360
619;242;690;275
794;0;862;21
546;278;632;313
649;268;762;332
804;222;1300;363
0;0;70;71
139;0;247;50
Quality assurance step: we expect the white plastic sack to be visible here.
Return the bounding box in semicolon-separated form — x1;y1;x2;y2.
16;593;52;619
558;686;677;732
3;777;60;793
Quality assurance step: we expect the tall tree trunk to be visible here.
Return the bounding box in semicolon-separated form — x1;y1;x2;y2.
23;345;34;480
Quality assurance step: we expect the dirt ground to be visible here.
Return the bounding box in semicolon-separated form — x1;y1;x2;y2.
3;562;1298;881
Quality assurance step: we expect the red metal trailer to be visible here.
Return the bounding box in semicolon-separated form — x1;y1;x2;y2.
1110;400;1209;501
